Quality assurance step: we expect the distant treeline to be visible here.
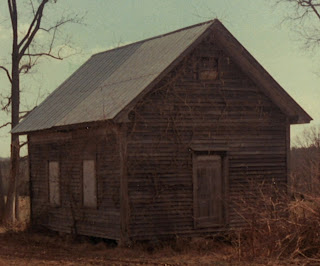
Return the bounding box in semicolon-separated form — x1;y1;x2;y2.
291;145;320;195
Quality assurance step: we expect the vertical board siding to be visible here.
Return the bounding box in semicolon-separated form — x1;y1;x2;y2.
29;127;121;240
127;37;287;240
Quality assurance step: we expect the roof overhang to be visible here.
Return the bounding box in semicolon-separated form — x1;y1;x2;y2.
210;20;312;125
12;19;312;135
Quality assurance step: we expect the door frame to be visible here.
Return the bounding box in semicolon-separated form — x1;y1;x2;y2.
192;150;229;228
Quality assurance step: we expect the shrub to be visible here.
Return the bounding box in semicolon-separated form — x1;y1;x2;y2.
233;180;320;261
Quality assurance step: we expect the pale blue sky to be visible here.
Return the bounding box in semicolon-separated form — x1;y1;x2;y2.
0;0;319;157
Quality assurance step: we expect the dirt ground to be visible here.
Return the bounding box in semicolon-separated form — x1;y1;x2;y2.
0;228;234;265
0;227;306;266
0;198;239;265
0;198;308;265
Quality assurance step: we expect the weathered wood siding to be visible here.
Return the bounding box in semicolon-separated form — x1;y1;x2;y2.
28;127;121;240
126;36;287;240
28;35;288;242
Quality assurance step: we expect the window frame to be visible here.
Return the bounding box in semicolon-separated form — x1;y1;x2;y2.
197;56;220;81
81;159;98;209
48;160;61;207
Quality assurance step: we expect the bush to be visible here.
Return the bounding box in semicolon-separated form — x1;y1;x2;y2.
233;180;320;261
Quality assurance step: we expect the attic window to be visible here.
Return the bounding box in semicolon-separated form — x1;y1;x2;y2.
128;110;135;121
198;57;219;80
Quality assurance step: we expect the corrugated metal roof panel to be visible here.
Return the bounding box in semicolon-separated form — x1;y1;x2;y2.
58;23;211;126
12;41;143;133
57;74;158;125
12;21;212;133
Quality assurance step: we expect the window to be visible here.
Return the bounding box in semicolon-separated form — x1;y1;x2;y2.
82;160;97;208
198;57;219;80
48;161;60;206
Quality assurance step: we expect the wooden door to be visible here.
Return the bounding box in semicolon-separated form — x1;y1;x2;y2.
193;155;224;228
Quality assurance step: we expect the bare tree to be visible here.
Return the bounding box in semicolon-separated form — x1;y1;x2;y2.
275;0;320;50
273;1;320;194
0;0;82;224
0;167;5;221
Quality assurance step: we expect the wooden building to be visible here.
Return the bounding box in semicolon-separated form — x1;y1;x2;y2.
12;20;312;244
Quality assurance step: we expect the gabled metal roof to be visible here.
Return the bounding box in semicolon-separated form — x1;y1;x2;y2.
12;19;311;134
12;21;213;134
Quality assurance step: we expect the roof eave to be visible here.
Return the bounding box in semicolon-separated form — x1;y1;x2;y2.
289;115;312;125
12;19;312;133
212;20;312;125
11;119;115;135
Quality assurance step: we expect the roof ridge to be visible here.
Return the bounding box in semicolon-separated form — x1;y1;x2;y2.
92;19;217;57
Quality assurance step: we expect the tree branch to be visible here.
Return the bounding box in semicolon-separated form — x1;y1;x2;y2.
308;1;320;20
19;141;27;148
7;0;13;22
294;0;320;20
275;0;320;49
19;107;36;120
29;0;35;16
1;97;11;112
0;66;12;83
18;0;48;50
39;17;78;33
19;0;49;60
23;53;63;60
0;122;11;130
8;0;18;48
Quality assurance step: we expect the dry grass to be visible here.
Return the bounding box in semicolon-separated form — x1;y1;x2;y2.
231;180;320;264
4;180;320;264
0;224;315;265
2;193;320;265
0;228;242;265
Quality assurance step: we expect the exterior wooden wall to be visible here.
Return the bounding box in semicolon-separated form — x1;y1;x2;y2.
28;35;289;242
126;36;288;240
28;126;121;240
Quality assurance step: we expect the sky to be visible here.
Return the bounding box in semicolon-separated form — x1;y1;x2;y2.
0;0;319;157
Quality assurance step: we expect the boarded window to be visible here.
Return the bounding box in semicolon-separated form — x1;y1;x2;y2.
48;161;60;206
193;154;224;228
83;160;97;208
198;57;219;80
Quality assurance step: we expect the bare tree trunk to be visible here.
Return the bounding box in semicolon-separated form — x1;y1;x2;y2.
5;137;20;225
15;167;20;222
1;0;82;224
0;167;5;222
5;71;20;224
14;170;20;222
4;2;20;224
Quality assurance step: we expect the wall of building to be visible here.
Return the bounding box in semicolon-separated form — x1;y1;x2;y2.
28;34;288;242
126;36;288;240
28;126;121;240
